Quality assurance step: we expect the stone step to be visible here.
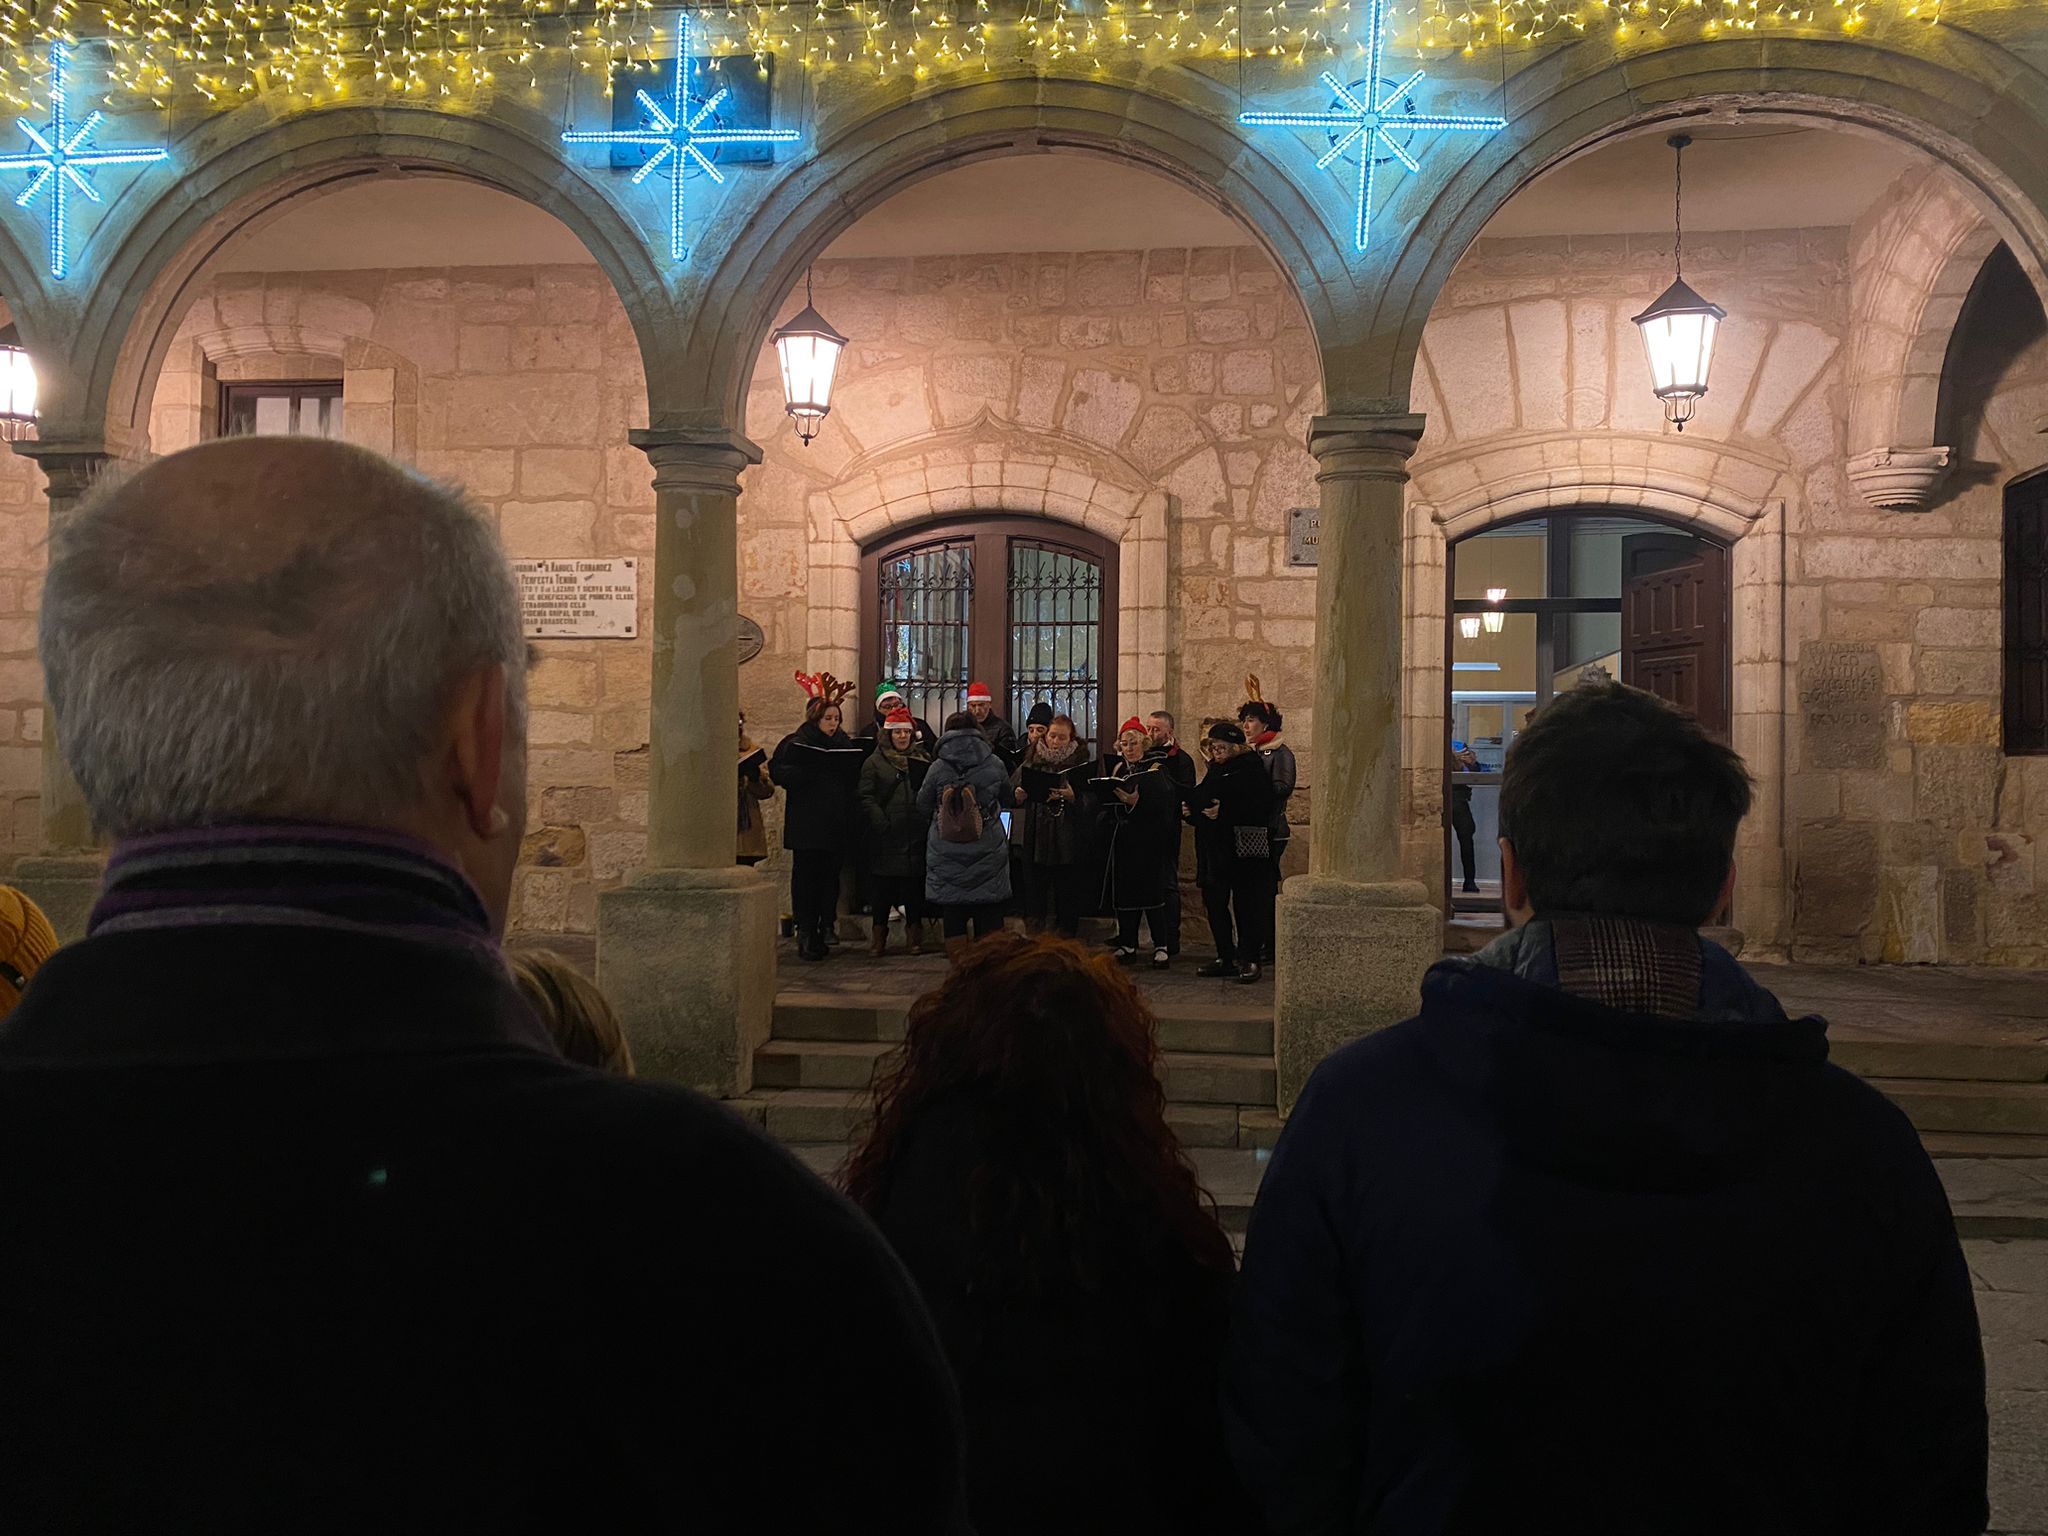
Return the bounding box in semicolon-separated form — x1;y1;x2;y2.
754;1039;891;1091
772;991;1274;1055
1874;1079;2048;1136
753;1035;1276;1105
1831;1035;2048;1085
733;1088;867;1145
1160;1050;1278;1106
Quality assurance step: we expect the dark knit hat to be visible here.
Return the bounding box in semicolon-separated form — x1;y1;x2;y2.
1207;721;1247;746
1025;701;1055;728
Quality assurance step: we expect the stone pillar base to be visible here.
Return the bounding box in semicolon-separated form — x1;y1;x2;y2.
1274;876;1442;1113
13;854;106;944
596;866;777;1098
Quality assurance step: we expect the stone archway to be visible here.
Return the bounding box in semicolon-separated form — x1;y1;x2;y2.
1368;37;2048;419
62;106;679;452
671;75;1352;432
801;422;1171;727
1841;164;2006;509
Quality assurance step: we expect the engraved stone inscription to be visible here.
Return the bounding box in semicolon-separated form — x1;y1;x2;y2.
1799;642;1885;770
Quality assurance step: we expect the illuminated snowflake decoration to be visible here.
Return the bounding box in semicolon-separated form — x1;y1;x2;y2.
1239;0;1505;255
562;12;799;263
0;42;169;282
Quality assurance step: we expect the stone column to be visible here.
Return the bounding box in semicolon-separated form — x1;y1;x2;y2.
10;441;112;940
596;427;778;1097
1273;414;1441;1110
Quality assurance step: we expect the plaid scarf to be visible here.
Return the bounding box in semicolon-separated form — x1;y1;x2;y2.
89;822;496;954
1549;915;1703;1020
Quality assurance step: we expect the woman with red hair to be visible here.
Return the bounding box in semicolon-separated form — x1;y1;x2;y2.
846;934;1246;1534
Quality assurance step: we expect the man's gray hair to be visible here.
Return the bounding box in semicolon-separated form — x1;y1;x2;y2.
41;444;528;839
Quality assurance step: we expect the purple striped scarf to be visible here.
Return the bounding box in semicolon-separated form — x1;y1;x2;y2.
90;822;497;955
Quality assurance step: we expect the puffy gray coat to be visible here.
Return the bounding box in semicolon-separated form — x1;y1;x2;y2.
918;729;1014;908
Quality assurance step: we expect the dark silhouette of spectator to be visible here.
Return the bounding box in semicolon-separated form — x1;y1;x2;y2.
0;437;968;1533
848;933;1248;1535
507;947;633;1074
1226;680;1987;1536
919;710;1013;951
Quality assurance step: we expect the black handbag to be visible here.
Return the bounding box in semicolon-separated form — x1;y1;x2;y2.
1232;824;1272;862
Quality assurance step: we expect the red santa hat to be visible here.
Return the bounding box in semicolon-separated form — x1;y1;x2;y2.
1118;716;1147;738
966;681;994;704
883;706;916;732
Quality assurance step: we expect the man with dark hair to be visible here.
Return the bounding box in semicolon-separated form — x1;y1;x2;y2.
1226;681;1986;1536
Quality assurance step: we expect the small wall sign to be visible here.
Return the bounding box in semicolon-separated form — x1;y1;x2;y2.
1286;507;1320;568
515;558;639;638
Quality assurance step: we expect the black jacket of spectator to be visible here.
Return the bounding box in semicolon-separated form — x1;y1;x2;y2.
0;843;969;1535
771;717;861;851
872;1094;1247;1536
1225;925;1988;1536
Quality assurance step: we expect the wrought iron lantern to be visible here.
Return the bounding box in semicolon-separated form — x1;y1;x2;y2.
771;268;847;448
1633;134;1726;432
0;326;36;443
1482;586;1507;634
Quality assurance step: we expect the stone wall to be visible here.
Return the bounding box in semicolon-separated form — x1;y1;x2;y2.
734;245;1327;868
1787;237;2048;963
122;165;2048;963
151;266;658;941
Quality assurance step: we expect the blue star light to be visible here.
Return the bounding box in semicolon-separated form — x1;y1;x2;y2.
0;42;168;282
562;13;799;263
1239;0;1505;256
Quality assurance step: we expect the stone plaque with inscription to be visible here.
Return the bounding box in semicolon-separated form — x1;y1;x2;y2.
514;558;639;639
1286;507;1320;568
1798;642;1885;770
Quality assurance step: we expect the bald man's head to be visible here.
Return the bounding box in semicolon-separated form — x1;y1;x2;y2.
42;439;529;907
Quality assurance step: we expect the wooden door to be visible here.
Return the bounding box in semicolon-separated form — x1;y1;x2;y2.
1621;533;1730;737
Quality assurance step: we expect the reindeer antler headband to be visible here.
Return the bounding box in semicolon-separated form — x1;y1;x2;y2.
1244;673;1266;705
794;670;857;708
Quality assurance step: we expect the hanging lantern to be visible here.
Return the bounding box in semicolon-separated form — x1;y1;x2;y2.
771;268;848;448
1633;134;1726;433
0;326;36;443
1457;615;1483;641
1482;586;1507;633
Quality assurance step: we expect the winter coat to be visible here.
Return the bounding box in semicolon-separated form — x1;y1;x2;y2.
975;712;1023;770
857;712;941;755
1253;737;1297;847
1184;751;1277;884
1099;758;1180;911
0;833;971;1534
770;721;861;853
918;729;1014;907
737;738;775;863
871;1094;1250;1536
859;744;931;880
1224;921;1988;1536
1008;742;1094;868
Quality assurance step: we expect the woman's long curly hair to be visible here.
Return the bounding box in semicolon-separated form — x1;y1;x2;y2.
845;933;1234;1296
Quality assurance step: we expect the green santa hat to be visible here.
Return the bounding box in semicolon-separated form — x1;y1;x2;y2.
875;681;906;706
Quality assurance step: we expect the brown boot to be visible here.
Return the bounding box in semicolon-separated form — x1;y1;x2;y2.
868;924;888;959
905;920;926;956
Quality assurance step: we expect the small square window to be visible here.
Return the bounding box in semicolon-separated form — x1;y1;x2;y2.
217;381;344;441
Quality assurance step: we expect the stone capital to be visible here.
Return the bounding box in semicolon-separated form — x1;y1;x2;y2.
1307;413;1427;484
1845;444;1951;512
630;427;762;499
10;439;117;512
